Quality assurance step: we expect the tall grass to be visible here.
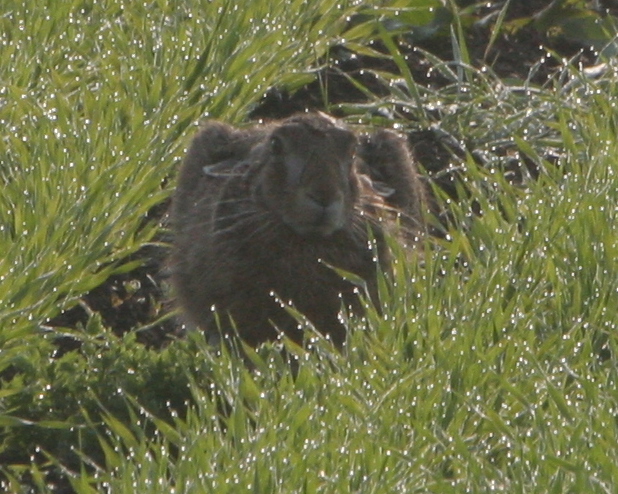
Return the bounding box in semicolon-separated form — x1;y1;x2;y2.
2;1;618;492
81;64;617;492
0;0;362;340
0;0;368;485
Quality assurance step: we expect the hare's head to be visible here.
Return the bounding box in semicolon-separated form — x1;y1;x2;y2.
252;114;359;237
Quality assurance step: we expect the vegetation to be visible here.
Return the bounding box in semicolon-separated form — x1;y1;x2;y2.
1;0;617;492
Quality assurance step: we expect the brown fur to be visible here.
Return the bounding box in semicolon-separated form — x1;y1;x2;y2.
170;113;425;347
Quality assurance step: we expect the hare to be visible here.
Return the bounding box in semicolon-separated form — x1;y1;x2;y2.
170;113;425;348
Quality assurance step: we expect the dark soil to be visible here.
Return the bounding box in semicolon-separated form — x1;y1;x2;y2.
46;0;614;350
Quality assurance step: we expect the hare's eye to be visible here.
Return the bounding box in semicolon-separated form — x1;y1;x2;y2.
270;135;284;156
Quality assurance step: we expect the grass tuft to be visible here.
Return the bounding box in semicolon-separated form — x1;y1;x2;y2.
1;1;618;492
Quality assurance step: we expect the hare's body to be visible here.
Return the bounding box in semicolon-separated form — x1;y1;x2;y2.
171;113;424;347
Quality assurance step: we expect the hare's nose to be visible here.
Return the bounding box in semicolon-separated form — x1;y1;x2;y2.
305;189;341;210
292;188;346;236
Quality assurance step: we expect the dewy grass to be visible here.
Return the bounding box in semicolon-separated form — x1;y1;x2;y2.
0;0;363;339
2;1;618;492
27;63;616;493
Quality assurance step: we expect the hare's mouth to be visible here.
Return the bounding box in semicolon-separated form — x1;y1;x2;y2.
283;198;346;237
288;221;341;237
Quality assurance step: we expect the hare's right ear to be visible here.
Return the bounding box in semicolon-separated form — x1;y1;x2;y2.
202;159;243;178
195;121;235;149
186;121;237;169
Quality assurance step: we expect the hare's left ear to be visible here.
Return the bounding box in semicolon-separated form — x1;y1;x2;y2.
371;180;395;198
331;128;358;157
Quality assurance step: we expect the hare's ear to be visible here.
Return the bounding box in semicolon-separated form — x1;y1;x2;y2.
371;181;396;198
202;158;242;178
331;128;358;157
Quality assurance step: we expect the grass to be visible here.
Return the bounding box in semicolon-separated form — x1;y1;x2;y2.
1;1;618;492
0;0;359;338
